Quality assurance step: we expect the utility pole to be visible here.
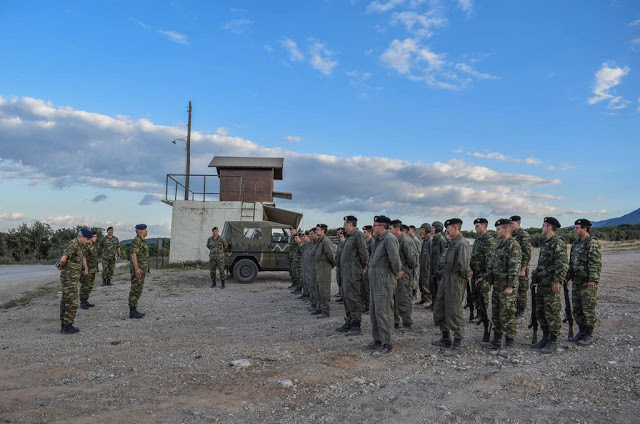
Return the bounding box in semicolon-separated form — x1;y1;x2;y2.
185;101;192;200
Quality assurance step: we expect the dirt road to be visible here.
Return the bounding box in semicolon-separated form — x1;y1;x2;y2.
1;250;639;423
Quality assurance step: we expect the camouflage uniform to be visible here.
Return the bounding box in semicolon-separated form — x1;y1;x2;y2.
362;237;374;311
290;240;303;290
470;232;495;312
336;240;344;291
80;242;99;302
315;234;336;315
532;234;568;338
410;234;421;293
59;239;84;326
301;241;311;297
567;236;602;329
418;235;432;303
340;228;369;325
368;231;401;346
433;234;471;340
307;240;319;307
129;235;149;309
486;237;522;340
513;228;532;315
207;235;228;283
395;234;418;327
99;236;120;280
430;234;448;302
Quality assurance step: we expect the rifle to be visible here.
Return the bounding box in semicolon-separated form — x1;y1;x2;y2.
463;278;475;321
562;281;574;339
474;279;492;342
528;282;538;344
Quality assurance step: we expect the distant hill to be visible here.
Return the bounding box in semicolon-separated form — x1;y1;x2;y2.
592;208;640;228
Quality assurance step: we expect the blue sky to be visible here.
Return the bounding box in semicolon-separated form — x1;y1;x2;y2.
0;0;638;236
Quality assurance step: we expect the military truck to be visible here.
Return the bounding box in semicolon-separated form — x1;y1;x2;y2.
221;221;293;283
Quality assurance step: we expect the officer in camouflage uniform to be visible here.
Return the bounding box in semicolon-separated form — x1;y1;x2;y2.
531;217;568;354
80;233;99;310
392;222;418;332
306;229;320;312
337;215;369;335
480;219;522;349
57;228;92;333
510;216;532;322
313;224;336;319
470;218;495;324
362;225;374;313
98;226;121;286
129;224;149;319
287;227;299;290
367;215;401;355
408;225;421;296
416;223;433;307
207;226;228;288
299;231;311;300
429;221;448;310
290;233;303;294
432;218;471;356
566;218;602;346
335;228;345;301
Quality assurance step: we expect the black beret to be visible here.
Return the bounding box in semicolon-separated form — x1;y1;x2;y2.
135;224;147;230
80;228;94;238
495;218;511;227
390;219;402;226
432;221;443;232
474;218;488;225
343;215;358;222
401;224;410;232
309;228;316;233
575;218;592;228
316;224;328;231
509;215;521;222
107;226;114;231
374;215;391;224
544;217;561;228
304;230;310;235
420;223;432;231
212;226;218;231
445;218;463;227
362;225;373;231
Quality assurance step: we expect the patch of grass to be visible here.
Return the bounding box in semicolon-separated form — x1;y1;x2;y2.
0;281;59;309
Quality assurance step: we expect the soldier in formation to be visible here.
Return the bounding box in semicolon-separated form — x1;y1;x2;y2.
311;224;336;319
289;233;303;295
57;228;92;334
287;227;299;290
566;218;602;346
391;221;418;332
480;219;521;349
129;224;149;319
416;223;433;307
429;221;447;310
207;226;228;288
362;225;374;313
531;217;568;354
98;226;121;286
510;216;532;323
79;233;99;310
469;218;495;324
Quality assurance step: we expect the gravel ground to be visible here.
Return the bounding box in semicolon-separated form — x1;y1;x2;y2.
1;250;639;423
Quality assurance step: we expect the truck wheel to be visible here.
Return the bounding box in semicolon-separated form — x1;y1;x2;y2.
233;259;258;283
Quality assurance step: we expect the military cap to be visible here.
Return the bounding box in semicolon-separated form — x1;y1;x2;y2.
390;219;402;226
309;227;316;233
409;225;416;230
420;222;432;231
135;224;147;230
401;224;410;232
212;226;218;231
509;215;522;222
544;217;561;228
316;223;328;231
304;230;310;235
444;218;463;227
495;218;511;227
362;225;373;231
432;221;443;232
107;226;114;231
473;218;488;225
374;215;391;224
575;218;592;228
79;228;94;238
343;215;358;222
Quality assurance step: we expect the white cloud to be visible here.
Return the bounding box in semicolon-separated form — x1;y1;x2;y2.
130;17;151;31
587;62;630;109
455;62;498;80
0;212;25;220
464;151;575;171
283;135;303;143
366;0;405;14
629;19;640;27
281;38;305;62
458;0;473;17
390;10;447;38
309;41;338;76
157;30;188;45
0;97;562;221
222;19;253;34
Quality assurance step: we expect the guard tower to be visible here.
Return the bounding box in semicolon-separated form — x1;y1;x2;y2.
164;156;302;263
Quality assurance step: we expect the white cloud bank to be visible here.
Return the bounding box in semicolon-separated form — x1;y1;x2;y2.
0;97;563;225
587;62;630;110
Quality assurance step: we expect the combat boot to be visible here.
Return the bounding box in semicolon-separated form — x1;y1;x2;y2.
367;340;383;350
347;321;362;336
504;337;515;348
316;312;330;319
568;324;585;342
540;334;557;354
531;330;549;349
373;344;393;356
288;281;296;289
80;301;89;310
310;310;322;315
221;280;226;289
101;278;108;286
129;308;144;319
336;318;352;333
431;331;452;347
515;308;524;323
444;338;462;356
107;279;112;286
211;278;217;288
61;324;80;334
481;332;503;349
398;323;412;333
576;327;594;346
85;301;95;307
297;293;308;300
